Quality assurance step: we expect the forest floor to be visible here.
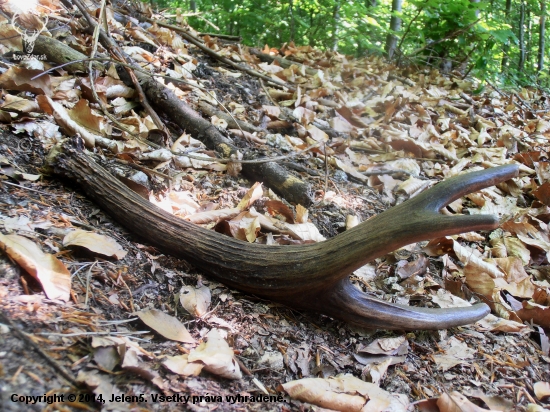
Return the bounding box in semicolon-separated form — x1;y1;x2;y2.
0;1;550;411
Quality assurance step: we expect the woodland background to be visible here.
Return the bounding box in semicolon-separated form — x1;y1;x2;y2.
160;0;549;89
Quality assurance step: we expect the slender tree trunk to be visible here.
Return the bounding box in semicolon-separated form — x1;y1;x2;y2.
527;6;532;66
519;1;526;71
332;0;341;51
538;0;547;72
289;0;295;42
385;0;403;58
501;0;512;70
190;0;196;13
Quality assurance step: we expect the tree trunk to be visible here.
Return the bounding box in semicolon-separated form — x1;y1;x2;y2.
519;1;526;71
527;5;533;66
332;0;341;51
501;0;512;70
385;0;403;59
538;0;547;72
289;0;295;42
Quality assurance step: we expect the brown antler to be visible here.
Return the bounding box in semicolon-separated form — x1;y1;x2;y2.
50;138;519;329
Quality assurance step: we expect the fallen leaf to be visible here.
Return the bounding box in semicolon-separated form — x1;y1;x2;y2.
63;229;127;260
432;337;475;372
534;382;550;401
179;285;211;318
0;233;70;301
76;370;115;402
281;374;409;412
135;309;195;343
162;354;204;377
357;336;409;356
93;346;120;371
237;182;264;210
438;391;492;412
475;314;529;333
0;66;52;95
516;301;550;328
187;329;242;379
467;389;514;412
185;207;241;224
364;358;392;385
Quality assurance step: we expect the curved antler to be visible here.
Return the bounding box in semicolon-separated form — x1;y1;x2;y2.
50;138;519;329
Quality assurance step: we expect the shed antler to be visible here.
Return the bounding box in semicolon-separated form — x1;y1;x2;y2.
50;139;519;329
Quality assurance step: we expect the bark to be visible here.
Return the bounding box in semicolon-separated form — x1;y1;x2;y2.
385;0;403;59
289;0;295;42
538;0;546;72
33;36;101;73
519;1;526;71
332;0;341;51
501;0;512;70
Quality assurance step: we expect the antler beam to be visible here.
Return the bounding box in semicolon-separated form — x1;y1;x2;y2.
50;138;519;330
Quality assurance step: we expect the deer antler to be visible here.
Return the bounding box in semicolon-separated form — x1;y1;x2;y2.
50;138;519;330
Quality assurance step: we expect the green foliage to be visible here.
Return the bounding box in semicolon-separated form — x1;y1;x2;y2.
148;0;550;87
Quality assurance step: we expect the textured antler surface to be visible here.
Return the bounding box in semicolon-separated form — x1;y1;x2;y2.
50;138;519;329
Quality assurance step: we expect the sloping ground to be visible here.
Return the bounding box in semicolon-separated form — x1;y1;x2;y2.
0;0;549;411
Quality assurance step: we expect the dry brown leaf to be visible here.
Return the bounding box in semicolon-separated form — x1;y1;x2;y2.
534;382;550;401
265;200;295;223
285;222;326;242
229;129;267;144
179;285;211;318
224;211;262;242
333;157;368;182
135;309;195;343
432;337;475;372
516;301;550;328
468;390;514;412
185;207;241;224
187;329;242;379
0;233;70;301
237;182;264;210
437;392;492;412
364;358;392;385
262;105;281;119
37;95;100;148
63;229;127;260
1;94;40;113
475;314;530;333
76;370;115;402
281;374;409;412
162;354;204;377
358;336;409;356
0;66;52;96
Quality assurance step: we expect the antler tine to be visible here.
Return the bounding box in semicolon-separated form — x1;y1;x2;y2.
314;277;491;330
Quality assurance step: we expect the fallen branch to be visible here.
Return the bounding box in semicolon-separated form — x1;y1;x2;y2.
33;21;313;205
50;138;520;330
